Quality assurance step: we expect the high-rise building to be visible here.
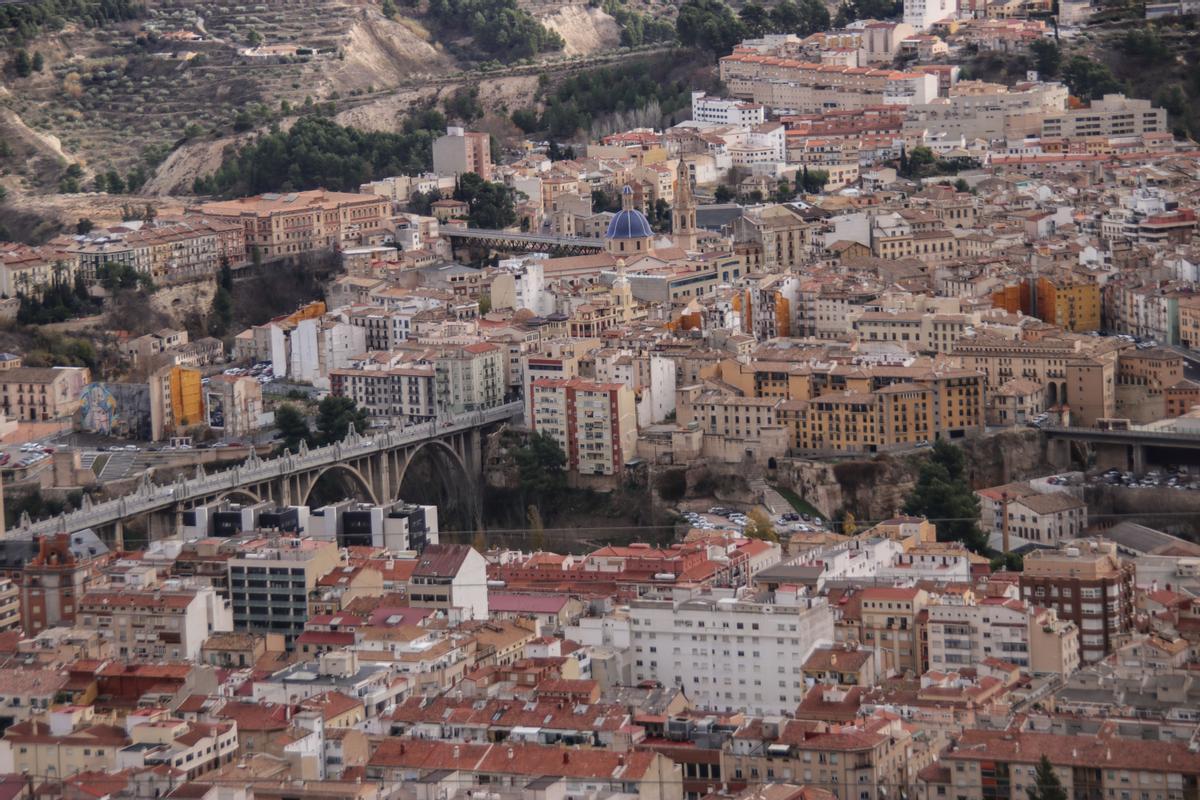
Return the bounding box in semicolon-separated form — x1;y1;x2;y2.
432;127;493;181
226;535;341;646
530;378;637;478
1019;538;1135;663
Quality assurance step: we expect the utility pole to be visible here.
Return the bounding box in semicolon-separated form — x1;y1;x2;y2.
1001;491;1011;555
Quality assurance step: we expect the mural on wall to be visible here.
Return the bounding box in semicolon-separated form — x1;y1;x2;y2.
78;383;118;434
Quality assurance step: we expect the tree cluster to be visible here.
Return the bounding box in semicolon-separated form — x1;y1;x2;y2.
96;261;153;292
897;145;979;179
274;396;369;453
833;0;900;25
902;439;988;552
532;60;691;138
1061;55;1123;102
0;0;142;44
602;0;676;46
192;115;447;197
513;431;567;512
454;172;518;229
426;0;563;61
16;274;101;325
739;0;830;38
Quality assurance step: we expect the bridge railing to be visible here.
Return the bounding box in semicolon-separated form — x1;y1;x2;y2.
1042;425;1200;441
6;402;523;539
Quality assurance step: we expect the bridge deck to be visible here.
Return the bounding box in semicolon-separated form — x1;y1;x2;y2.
440;228;604;250
5;402;523;539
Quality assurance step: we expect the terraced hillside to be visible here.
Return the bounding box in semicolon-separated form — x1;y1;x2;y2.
0;0;459;187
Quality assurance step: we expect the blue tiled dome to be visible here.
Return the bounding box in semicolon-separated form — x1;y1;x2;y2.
605;208;653;240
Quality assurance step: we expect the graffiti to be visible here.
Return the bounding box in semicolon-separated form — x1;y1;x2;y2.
78;383;119;434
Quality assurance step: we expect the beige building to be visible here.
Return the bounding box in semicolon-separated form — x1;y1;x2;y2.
858;586;929;676
4;707;128;778
778;369;985;454
1020;539;1136;662
193;190;391;260
530;378;637;479
723;715;916;799
0;578;18;632
432;127;493;181
952;333;1119;425
720;52;938;112
1041;94;1167;139
78;585;232;661
927;729;1200;800
926;591;1079;675
0;242;77;298
0;366;90;421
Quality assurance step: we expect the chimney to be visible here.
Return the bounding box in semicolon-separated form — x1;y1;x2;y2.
563;752;570;764
507;748;514;760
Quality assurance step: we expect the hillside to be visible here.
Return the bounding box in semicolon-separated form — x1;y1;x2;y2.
0;0;647;206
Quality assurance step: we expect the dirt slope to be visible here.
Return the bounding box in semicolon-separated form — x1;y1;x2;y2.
538;5;621;56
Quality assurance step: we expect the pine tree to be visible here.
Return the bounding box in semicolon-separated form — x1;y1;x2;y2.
1028;756;1067;800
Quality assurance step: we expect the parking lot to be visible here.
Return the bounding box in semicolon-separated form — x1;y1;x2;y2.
1086;466;1200;490
679;506;829;535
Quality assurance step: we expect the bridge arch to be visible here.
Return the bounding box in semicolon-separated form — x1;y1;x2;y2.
396;439;476;532
302;463;378;506
213;488;262;505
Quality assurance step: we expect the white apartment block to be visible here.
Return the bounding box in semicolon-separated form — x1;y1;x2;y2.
691;92;767;126
904;0;955;30
628;591;835;716
78;585;233;661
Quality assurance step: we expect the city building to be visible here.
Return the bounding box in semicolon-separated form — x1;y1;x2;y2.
432;126;494;181
79;584;234;660
530;378;638;480
226;536;341;645
408;543;488;621
1041;94;1168;139
0;366;90;422
1019;539;1136;662
192;190;391;260
690;92;767;126
627;590;835;716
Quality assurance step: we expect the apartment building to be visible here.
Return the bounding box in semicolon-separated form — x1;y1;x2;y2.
0;365;90;422
530;378;637;479
1004;491;1088;545
0;579;17;633
432;126;493;181
952;333;1119;425
330;364;437;423
149;364;203;441
1041;94;1167;139
66;218;246;283
719;52;938;113
723;714;913;799
78;585;233;660
691;91;766;126
905;0;955;29
929;730;1200;800
857;586;929;676
0;242;76;298
408;543;488;621
434;342;505;414
926;593;1080;674
1019;539;1136;662
193;190;391;259
19;533;101;634
226;536;341;645
117;717;239;781
627;592;835;716
778;369;985;454
1036;276;1102;333
4;709;128;777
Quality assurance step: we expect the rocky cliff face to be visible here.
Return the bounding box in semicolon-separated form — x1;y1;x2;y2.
775;429;1049;521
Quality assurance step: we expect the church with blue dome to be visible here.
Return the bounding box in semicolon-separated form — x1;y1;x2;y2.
604;185;656;256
